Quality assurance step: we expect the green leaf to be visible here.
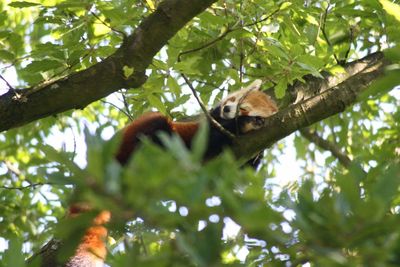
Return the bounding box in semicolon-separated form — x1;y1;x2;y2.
266;43;289;60
191;120;208;162
84;127;119;181
384;45;400;61
274;78;287;99
158;133;192;167
359;69;400;100
280;2;292;10
328;65;347;75
167;76;181;96
123;65;134;79
8;1;40;8
174;56;202;75
38;144;84;179
145;0;155;10
198;11;226;25
0;49;15;61
296;61;323;78
2;237;25;267
0;30;11;39
379;0;400;22
147;94;167;114
371;164;400;207
24;59;64;73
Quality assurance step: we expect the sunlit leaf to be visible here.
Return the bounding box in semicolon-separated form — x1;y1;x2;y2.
8;1;40;8
379;0;400;22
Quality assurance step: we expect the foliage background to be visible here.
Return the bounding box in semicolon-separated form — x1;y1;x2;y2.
0;0;399;266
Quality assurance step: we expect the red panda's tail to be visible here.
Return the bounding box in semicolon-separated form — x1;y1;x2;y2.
65;205;111;267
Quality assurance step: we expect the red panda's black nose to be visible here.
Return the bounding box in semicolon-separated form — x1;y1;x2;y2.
223;106;231;113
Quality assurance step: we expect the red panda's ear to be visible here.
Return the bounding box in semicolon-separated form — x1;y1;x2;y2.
244;79;262;91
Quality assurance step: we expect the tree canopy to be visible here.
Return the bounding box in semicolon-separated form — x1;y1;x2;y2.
0;0;399;266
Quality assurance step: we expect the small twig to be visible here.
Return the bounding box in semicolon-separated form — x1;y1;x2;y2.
193;79;221;90
246;22;263;58
175;1;249;58
4;160;20;176
300;127;365;173
342;26;355;64
315;12;324;46
321;4;340;65
178;6;282;61
100;100;134;121
242;6;282;28
321;4;332;47
2;160;53;191
70;124;77;162
239;2;244;83
0;74;24;101
180;73;235;139
239;36;244;82
178;27;234;60
90;11;127;38
63;50;92;75
0;182;48;190
239;49;244;83
139;235;148;255
223;60;266;79
0;54;32;71
120;91;134;121
0;74;14;91
21;50;93;101
223;0;228;18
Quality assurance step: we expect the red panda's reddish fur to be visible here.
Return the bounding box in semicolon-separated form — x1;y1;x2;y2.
116;112;173;164
64;205;111;267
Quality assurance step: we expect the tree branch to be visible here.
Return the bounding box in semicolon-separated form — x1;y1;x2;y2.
288;52;387;103
0;0;217;133
232;52;390;162
299;127;353;168
0;183;48;190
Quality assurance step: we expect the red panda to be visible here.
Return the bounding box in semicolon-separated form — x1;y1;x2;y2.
116;79;278;165
30;79;277;267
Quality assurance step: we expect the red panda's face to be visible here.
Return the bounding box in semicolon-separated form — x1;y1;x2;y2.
220;80;278;121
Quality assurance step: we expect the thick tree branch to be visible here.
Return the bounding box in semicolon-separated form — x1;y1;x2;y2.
288;52;387;103
233;52;390;162
299;127;352;168
0;0;217;133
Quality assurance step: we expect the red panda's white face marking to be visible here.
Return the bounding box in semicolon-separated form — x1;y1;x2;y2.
220;79;278;120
